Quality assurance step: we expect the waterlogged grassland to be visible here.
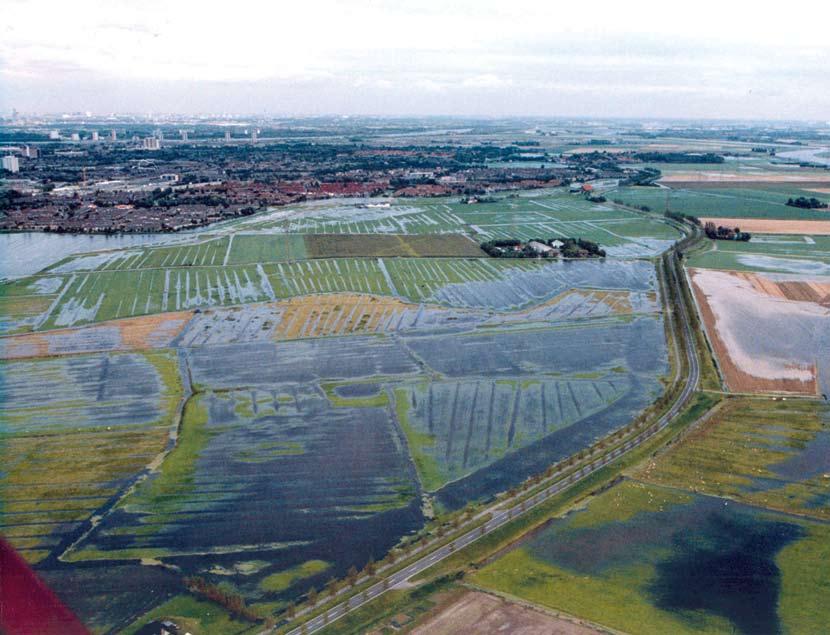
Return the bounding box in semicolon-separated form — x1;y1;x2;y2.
472;480;830;635
258;559;330;593
0;256;662;330
305;233;486;258
686;237;830;273
120;594;257;635
394;376;630;492
637;398;830;519
0;185;689;628
0;275;65;333
68;386;420;596
37;264;279;328
0;350;181;563
241;189;679;248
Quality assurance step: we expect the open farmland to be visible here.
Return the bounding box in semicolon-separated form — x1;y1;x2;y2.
412;590;603;635
0;287;658;358
0;274;66;334
699;218;830;235
638;398;830;519
688;233;830;266
304;233;486;258
0;256;661;330
690;268;829;395
232;190;681;255
66;387;422;606
612;184;830;220
56;305;669;615
395;376;631;492
0;311;191;359
471;479;830;635
0;351;181;564
0;184;685;631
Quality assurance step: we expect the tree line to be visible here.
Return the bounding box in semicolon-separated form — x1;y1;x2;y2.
704;222;750;241
787;196;828;209
480;237;606;258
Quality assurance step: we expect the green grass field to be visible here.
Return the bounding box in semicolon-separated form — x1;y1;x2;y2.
637;397;830;519
687;236;830;272
225;234;308;264
612;185;830;220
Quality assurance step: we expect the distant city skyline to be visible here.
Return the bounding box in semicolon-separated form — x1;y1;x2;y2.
2;0;829;121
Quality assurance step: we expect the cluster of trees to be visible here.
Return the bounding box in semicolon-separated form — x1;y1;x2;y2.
787;196;828;209
704;222;750;241
480;237;605;258
183;577;261;623
559;237;606;258
632;152;724;164
480;239;524;257
0;188;25;211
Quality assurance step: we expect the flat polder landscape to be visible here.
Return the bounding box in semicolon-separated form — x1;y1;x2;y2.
2;115;829;635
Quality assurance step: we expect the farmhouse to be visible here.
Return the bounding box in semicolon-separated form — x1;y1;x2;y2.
528;240;554;255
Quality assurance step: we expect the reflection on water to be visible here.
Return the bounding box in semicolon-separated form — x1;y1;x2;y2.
0;232;171;280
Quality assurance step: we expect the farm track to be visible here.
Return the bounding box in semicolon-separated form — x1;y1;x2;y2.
274;238;702;635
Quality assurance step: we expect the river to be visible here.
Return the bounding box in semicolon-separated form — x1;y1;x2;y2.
0;232;174;280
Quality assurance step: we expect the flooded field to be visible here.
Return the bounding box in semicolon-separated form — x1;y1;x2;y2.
0;256;660;332
638;398;830;519
690;268;830;394
472;480;830;635
0;186;683;630
68;388;422;605
0;351;181;563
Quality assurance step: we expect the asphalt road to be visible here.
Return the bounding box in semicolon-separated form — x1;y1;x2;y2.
279;250;701;635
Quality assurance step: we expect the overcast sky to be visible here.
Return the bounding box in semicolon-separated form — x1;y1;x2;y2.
2;0;829;120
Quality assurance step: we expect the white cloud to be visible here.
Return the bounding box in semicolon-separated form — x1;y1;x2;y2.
1;0;828;118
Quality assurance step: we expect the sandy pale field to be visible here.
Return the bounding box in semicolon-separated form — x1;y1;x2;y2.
411;591;605;635
699;217;830;235
690;268;830;395
660;172;830;183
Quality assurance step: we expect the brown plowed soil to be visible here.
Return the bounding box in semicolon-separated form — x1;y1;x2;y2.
740;274;830;306
0;311;191;359
698;217;830;234
411;590;605;635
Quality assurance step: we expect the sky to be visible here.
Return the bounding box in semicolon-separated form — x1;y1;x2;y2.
2;0;829;120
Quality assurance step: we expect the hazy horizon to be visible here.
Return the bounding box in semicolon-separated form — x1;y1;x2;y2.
3;0;829;121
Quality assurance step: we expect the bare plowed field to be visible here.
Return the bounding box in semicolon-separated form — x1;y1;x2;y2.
412;591;603;635
699;218;830;235
736;273;830;306
305;233;485;258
